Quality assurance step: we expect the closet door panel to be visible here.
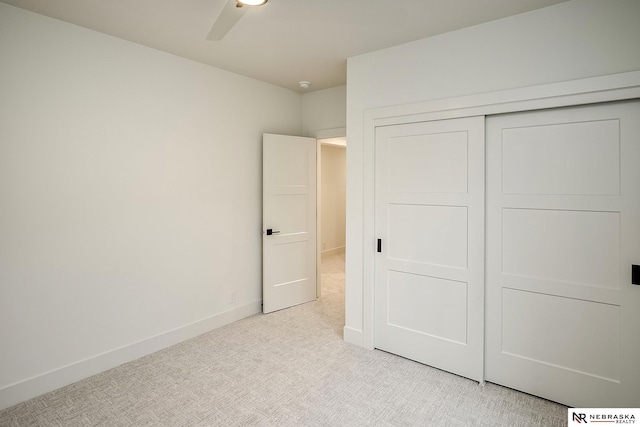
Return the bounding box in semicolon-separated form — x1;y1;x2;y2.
485;101;640;408
374;116;485;383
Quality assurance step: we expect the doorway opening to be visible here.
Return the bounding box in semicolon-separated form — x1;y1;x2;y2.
318;137;346;301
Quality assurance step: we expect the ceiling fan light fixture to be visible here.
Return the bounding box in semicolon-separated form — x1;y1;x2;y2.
236;0;268;6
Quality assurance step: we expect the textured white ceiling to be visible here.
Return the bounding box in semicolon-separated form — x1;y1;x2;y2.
0;0;568;92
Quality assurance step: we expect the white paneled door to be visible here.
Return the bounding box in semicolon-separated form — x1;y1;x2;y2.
374;117;485;382
263;134;317;314
485;101;640;407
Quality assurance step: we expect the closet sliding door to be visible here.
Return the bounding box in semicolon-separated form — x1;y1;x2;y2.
374;117;485;383
485;101;640;407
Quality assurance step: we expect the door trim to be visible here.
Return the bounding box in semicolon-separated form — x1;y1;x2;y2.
359;70;640;350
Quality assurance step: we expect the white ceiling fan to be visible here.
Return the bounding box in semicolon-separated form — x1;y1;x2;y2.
206;0;268;41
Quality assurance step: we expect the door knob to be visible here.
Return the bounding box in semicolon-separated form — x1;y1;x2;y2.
266;228;280;236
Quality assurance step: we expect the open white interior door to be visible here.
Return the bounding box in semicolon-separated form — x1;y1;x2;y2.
263;133;317;313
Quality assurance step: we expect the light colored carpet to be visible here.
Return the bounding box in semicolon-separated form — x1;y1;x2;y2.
0;253;567;426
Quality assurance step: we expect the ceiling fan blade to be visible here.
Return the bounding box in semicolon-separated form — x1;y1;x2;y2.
206;0;247;41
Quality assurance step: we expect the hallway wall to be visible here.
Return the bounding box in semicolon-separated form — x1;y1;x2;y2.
321;145;346;255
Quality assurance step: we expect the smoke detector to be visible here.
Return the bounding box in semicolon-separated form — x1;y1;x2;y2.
298;81;311;89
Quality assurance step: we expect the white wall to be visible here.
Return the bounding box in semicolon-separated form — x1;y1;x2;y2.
321;145;346;254
344;0;640;345
0;3;302;408
302;85;346;136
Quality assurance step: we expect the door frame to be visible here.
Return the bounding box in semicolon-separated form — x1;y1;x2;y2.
360;70;640;350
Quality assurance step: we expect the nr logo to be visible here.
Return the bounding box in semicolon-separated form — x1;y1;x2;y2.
573;412;588;423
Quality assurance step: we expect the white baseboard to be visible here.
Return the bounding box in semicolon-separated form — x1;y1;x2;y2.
343;326;364;347
321;246;345;259
0;300;262;411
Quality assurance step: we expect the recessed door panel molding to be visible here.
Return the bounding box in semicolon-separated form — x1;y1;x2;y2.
374;116;485;383
502;119;620;195
486;101;640;408
387;132;468;194
501;288;620;381
502;208;620;289
272;195;310;235
387;271;468;344
270;142;311;187
269;240;309;286
388;204;467;269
